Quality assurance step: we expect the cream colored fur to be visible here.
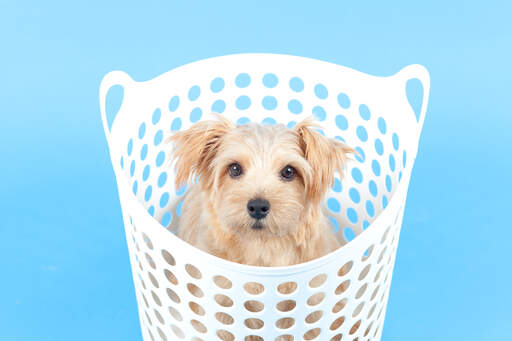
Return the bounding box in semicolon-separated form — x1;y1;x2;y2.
167;116;353;340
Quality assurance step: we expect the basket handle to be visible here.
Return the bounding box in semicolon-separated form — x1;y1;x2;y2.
395;64;430;139
99;70;134;146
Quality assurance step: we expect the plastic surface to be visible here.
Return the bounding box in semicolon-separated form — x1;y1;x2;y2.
99;54;429;341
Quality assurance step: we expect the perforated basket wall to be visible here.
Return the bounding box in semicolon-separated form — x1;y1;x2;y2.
99;54;429;341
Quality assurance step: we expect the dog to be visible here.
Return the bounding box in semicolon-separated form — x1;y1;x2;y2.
168;116;353;340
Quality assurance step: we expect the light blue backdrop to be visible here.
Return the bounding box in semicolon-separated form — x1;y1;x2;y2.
1;1;510;340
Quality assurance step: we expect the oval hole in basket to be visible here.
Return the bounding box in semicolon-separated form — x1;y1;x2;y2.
350;320;362;335
335;280;350;295
166;288;180;303
244;336;263;341
365;322;374;337
168;306;182;321
105;85;124;130
359;264;371;281
189;301;205;316
161;250;175;266
303;328;321;340
145;253;156;269
151;291;162;306
367;303;376;318
245;318;264;329
244;282;264;295
148;272;159;288
215;312;234;325
244;300;264;312
337;261;353;276
332;298;347;313
276;317;295;329
309;274;327;288
277;281;297;295
164;269;178;285
171;324;185;339
276;299;296;312
305;310;323;324
185;264;202;279
330;334;342;341
356;283;368;299
156;326;166;341
191;319;207;333
371;285;380;301
362;245;374;261
406;78;424;122
153;308;164;324
330;316;345;330
275;335;293;341
306;292;325;307
187;283;204;298
378;247;388;264
213;275;232;289
217;330;234;341
352;302;365;317
215;294;234;307
142;233;153;250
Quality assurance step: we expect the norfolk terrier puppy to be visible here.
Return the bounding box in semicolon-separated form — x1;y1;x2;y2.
168;116;353;267
168;116;353;339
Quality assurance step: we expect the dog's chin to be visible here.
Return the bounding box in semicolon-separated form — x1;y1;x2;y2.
251;221;264;230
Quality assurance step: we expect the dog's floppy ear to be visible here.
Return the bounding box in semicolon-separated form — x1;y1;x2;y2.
167;115;234;188
294;118;355;204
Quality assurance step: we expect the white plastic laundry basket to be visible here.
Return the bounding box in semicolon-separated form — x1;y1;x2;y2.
99;54;429;341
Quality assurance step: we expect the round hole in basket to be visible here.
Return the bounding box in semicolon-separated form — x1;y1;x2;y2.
306;292;325;307
277;281;297;295
305;310;323;324
213;275;232;289
276;317;295;329
217;330;235;341
215;294;234;307
215;312;234;325
245;299;264;312
276;299;296;312
244;318;264;330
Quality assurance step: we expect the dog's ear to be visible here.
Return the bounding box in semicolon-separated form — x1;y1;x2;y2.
294;118;354;204
167;115;234;188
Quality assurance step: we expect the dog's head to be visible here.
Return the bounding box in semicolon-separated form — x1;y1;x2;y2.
168;116;353;240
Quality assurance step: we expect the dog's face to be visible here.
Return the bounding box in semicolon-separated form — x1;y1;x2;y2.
169;116;353;239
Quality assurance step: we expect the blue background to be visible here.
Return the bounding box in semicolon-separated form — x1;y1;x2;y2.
1;1;511;340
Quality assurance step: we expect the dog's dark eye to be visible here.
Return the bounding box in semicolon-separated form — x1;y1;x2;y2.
280;165;297;181
228;162;243;178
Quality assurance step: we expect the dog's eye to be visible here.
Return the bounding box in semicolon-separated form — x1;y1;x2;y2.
280;165;297;181
228;162;243;178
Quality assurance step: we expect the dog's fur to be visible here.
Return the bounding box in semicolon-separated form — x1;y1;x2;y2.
168;116;353;267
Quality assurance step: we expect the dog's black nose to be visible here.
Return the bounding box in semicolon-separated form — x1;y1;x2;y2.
247;198;270;219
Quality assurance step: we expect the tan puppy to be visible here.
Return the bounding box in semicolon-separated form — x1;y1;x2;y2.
168;116;353;340
168;116;353;267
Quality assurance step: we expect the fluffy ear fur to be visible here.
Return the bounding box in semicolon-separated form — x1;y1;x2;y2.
294;118;355;204
167;115;234;188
